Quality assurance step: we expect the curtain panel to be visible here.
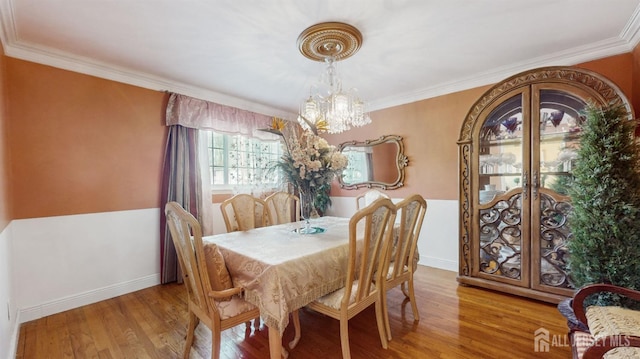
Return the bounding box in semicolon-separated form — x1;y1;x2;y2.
161;93;279;283
160;125;201;283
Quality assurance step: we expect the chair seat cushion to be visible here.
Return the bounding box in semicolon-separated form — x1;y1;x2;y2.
584;306;640;358
216;295;258;320
572;331;640;359
385;262;409;280
587;306;640;338
602;347;640;358
314;280;375;309
203;243;233;300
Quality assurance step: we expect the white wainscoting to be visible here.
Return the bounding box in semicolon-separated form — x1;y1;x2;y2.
11;208;161;324
326;196;459;272
0;223;18;359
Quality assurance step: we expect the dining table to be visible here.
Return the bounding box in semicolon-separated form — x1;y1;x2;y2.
203;215;359;359
203;214;416;358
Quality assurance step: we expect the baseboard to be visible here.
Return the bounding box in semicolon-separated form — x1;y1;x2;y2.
18;273;160;324
421;256;457;272
8;309;20;359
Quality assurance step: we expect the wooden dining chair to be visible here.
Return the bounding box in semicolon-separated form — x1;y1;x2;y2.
220;194;268;232
167;202;302;358
265;191;300;225
355;189;390;210
307;197;397;359
165;201;261;359
380;194;427;341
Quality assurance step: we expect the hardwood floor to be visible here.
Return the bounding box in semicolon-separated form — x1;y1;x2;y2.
16;266;572;358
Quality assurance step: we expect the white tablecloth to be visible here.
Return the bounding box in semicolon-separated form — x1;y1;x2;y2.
204;216;357;334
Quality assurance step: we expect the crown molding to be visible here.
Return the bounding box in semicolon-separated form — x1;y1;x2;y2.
370;5;640;111
5;41;295;119
1;0;639;116
621;3;640;45
0;0;294;119
368;34;637;112
0;0;16;46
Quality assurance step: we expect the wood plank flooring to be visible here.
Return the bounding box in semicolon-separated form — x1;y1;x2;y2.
16;266;572;358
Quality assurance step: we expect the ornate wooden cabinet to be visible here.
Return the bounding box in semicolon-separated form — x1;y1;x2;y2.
457;67;633;303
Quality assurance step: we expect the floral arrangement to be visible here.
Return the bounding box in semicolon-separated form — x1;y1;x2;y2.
270;119;348;215
279;128;348;193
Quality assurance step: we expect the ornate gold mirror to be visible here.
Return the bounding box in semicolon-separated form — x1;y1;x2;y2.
338;135;407;190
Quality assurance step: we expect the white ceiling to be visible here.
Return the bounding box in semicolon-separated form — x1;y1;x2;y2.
1;0;640;118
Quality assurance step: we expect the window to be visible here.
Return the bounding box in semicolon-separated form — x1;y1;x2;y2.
204;130;283;189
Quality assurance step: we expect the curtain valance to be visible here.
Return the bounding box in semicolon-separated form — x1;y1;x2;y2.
166;93;277;140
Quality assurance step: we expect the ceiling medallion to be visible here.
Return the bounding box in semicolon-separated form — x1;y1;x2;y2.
297;22;363;62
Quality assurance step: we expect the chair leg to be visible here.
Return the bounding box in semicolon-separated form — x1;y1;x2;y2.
245;318;259;331
375;299;389;349
184;311;198;359
339;318;352;359
408;277;420;321
211;325;222;359
381;289;392;341
401;281;409;298
288;310;302;349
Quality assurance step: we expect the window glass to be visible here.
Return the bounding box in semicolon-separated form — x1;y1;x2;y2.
203;130;283;189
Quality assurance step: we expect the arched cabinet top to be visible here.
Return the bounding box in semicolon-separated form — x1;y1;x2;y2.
457;66;634;143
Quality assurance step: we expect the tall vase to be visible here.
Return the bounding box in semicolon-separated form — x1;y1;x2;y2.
299;188;315;234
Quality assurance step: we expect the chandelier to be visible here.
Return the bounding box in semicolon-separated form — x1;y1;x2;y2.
297;22;371;134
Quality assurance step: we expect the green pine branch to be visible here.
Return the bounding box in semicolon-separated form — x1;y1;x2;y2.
567;102;640;307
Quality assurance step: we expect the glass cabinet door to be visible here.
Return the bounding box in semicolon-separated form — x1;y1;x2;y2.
531;86;588;293
459;66;633;302
476;90;530;286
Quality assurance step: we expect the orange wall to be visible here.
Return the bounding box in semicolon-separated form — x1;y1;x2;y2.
1;52;636;219
633;44;640;114
0;45;10;230
6;59;168;219
575;53;634;116
328;55;634;201
327;85;490;200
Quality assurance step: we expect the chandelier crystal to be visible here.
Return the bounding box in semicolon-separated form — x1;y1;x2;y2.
297;22;371;134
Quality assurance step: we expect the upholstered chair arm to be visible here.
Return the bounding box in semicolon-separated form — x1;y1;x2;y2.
572;284;640;327
209;286;243;300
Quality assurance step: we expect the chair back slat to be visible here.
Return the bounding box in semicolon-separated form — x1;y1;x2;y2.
345;198;396;306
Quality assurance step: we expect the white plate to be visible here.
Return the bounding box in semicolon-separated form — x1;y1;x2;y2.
479;190;504;203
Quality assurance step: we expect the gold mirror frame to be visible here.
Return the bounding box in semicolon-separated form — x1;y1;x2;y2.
337;135;408;190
